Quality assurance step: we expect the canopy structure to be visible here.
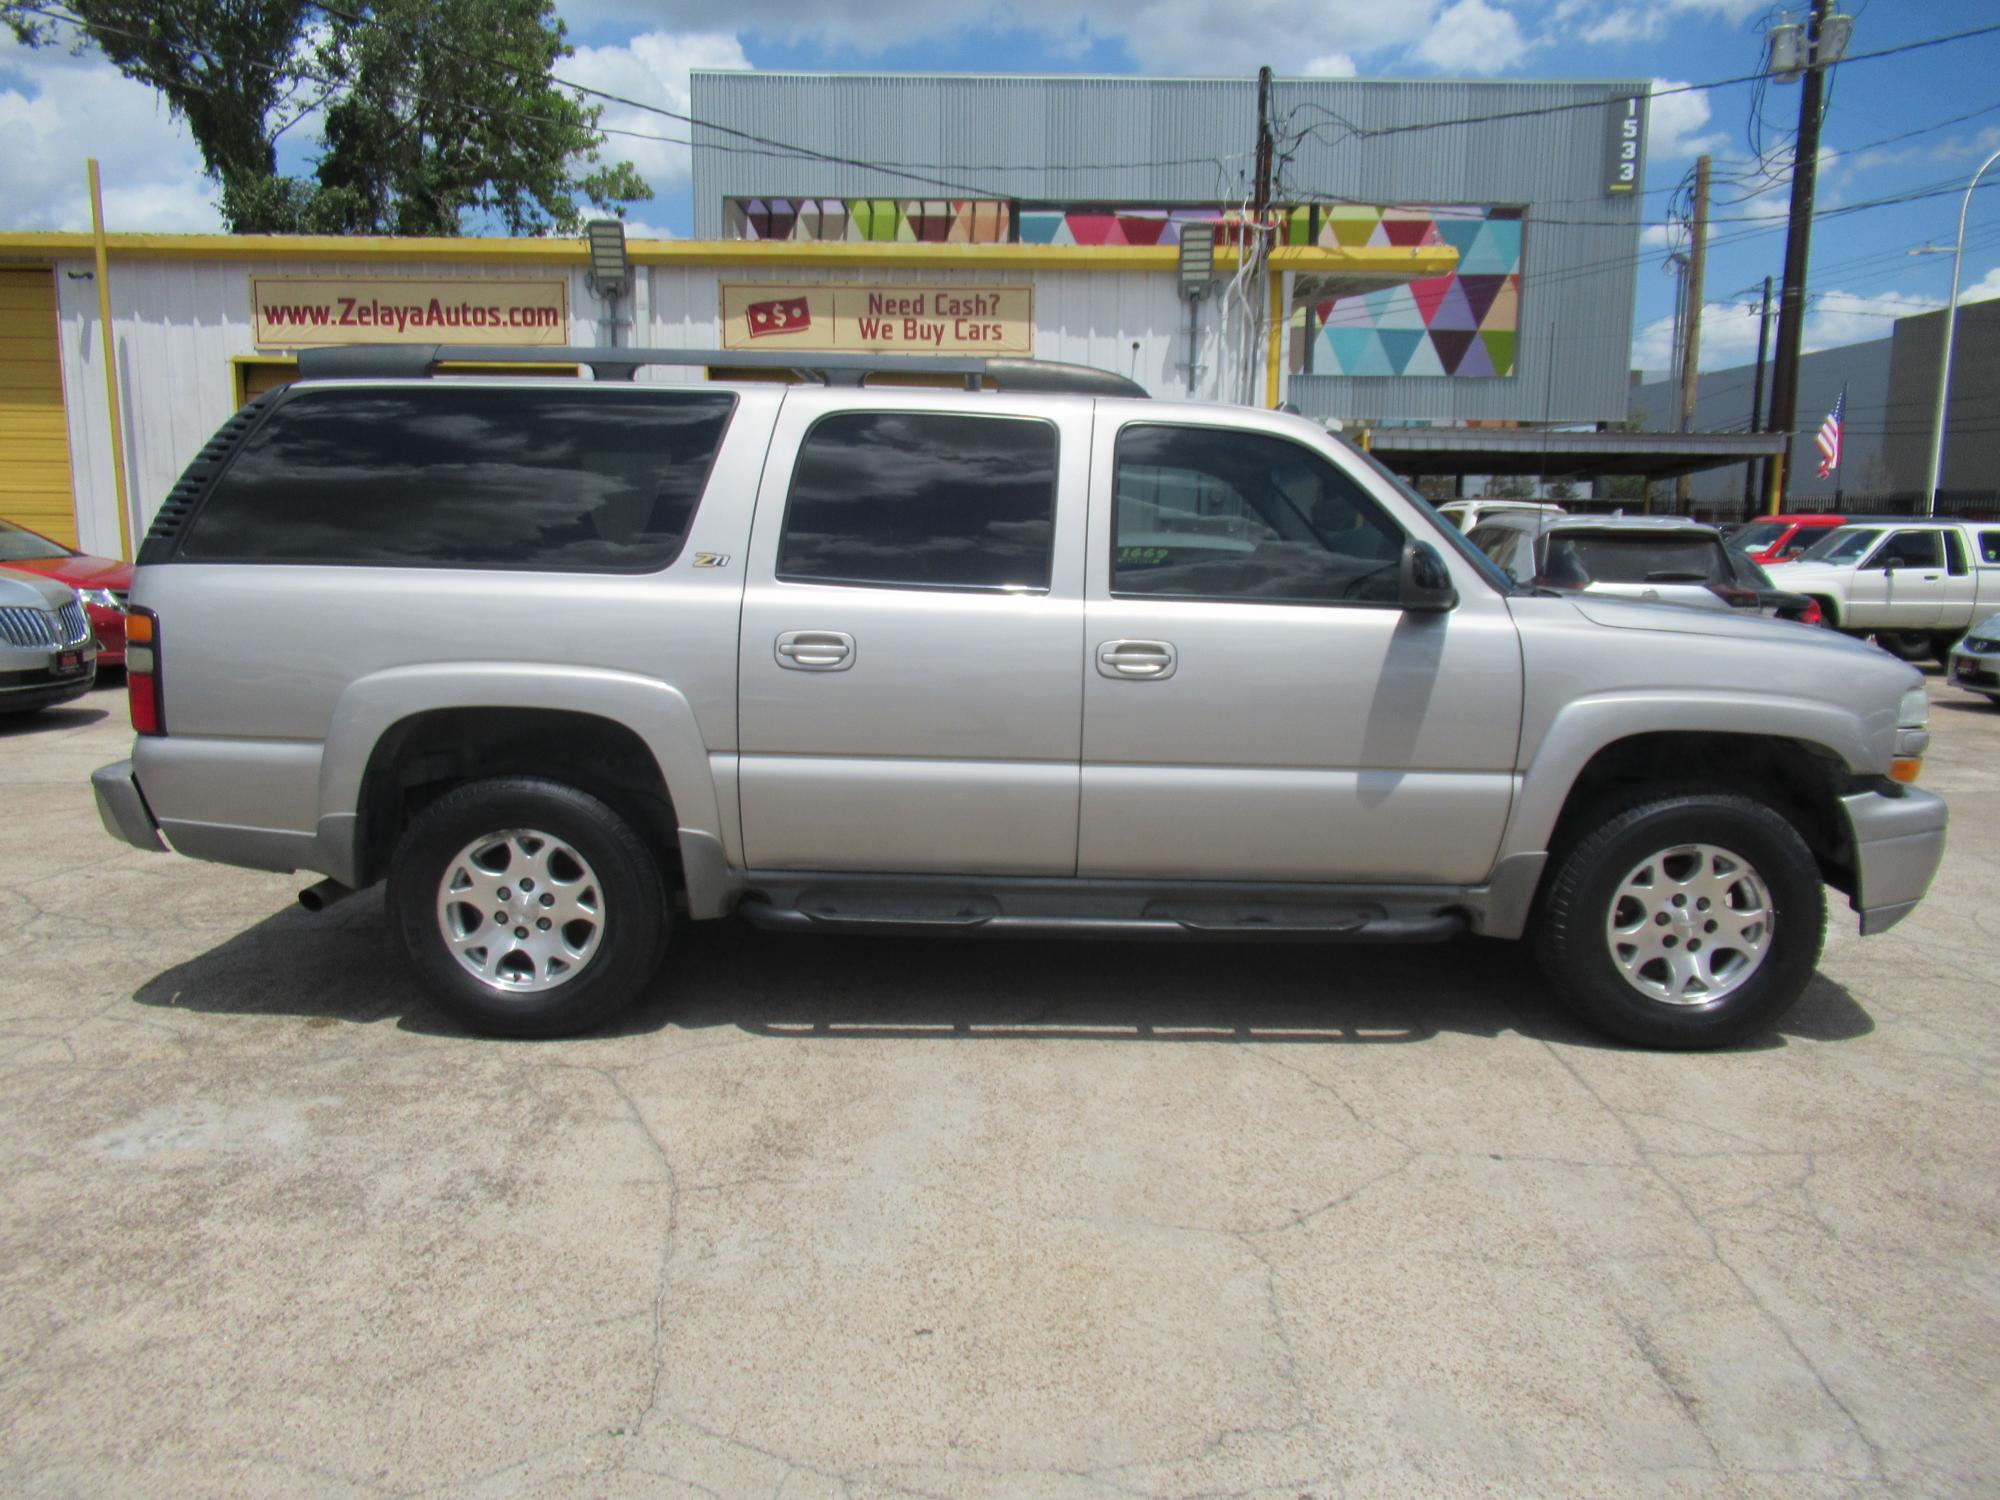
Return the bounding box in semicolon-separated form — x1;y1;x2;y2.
1362;427;1790;482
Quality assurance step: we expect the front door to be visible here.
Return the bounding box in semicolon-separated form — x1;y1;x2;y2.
1077;416;1524;884
737;392;1090;874
1869;528;1946;629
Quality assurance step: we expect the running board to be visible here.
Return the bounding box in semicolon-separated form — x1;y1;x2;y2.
734;880;1467;944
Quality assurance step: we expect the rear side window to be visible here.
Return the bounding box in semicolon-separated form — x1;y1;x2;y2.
778;411;1057;592
179;386;736;570
1980;529;2000;564
1546;533;1730;586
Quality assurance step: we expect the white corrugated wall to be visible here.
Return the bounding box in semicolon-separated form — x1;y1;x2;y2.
53;251;1243;557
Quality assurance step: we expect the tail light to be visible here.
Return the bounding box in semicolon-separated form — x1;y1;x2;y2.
1706;583;1761;609
1798;598;1824;627
125;607;164;736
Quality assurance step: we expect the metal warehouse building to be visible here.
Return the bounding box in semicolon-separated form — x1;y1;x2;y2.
1;69;1655;560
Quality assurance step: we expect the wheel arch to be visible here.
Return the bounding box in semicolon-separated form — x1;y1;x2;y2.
1502;699;1874;915
317;665;731;909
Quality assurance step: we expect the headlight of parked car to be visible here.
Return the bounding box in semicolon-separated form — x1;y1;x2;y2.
76;588;122;611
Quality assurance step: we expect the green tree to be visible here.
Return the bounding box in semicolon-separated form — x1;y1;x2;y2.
4;0;648;235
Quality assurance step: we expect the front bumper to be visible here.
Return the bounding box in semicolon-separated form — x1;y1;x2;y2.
1841;785;1948;935
1948;645;2000;696
92;759;167;853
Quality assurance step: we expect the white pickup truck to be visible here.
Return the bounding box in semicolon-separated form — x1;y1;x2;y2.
1769;517;2000;661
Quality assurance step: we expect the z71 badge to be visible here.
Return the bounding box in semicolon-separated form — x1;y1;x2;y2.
691;553;730;569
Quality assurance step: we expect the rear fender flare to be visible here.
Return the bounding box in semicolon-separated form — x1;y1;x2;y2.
316;663;725;893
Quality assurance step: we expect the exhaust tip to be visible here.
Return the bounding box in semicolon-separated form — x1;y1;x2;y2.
298;877;355;913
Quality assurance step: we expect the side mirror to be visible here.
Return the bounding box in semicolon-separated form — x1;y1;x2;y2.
1400;541;1459;613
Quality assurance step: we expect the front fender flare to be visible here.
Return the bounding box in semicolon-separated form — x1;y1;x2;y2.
1501;690;1876;860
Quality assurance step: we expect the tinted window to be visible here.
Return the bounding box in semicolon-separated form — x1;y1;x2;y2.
1799;526;1881;563
1112;425;1403;604
1874;530;1942;568
1545;533;1730;586
180;386;735;570
778;412;1056;592
0;519;72;562
1731;521;1789;552
1466;523;1534;581
1944;530;1968;576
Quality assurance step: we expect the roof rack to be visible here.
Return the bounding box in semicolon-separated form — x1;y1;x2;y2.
293;344;1149;398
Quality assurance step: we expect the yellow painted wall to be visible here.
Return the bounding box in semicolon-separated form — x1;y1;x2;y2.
0;270;76;547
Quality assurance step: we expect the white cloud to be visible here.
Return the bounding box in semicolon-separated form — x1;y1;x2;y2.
1410;0;1530;75
560;2;1449;77
1301;53;1358;78
1630;286;1950;374
0;34;220;231
1563;0;1764;42
1647;79;1728;161
564;30;751;194
1959;264;2000;305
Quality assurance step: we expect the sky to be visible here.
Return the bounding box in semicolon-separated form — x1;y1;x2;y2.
4;0;2000;380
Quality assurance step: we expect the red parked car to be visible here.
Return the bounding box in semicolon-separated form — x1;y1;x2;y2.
0;518;130;665
1729;513;1847;565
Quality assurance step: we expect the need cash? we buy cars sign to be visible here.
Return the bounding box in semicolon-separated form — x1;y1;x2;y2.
720;283;1032;354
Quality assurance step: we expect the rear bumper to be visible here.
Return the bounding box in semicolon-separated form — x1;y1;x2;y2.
92;759;167;853
1841;786;1947;935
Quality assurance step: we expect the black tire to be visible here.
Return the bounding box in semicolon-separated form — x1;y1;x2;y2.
386;776;671;1038
1873;631;1931;662
1930;632;1963;665
1533;792;1824;1049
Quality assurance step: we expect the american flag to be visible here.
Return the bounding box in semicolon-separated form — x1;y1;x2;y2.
1815;386;1845;479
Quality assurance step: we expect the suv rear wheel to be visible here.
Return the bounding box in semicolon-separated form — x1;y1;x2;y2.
386;776;670;1037
1533;793;1824;1049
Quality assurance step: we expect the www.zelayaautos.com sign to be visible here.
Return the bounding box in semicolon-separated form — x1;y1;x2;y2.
251;277;569;347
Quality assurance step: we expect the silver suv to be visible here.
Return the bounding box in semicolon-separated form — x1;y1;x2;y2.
92;345;1947;1049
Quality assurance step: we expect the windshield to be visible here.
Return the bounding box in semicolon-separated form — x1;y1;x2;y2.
0;519;73;563
1731;521;1790;552
1798;526;1883;564
1330;437;1519;594
1544;532;1730;587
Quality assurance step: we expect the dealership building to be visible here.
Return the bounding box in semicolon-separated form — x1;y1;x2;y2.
2;69;1684;560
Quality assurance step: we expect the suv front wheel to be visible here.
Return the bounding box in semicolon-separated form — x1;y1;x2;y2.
1533;793;1825;1049
387;776;671;1037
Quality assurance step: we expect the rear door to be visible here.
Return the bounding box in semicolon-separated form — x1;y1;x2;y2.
736;390;1089;874
1076;412;1522;884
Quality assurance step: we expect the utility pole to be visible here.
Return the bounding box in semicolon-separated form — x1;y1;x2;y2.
1252;65;1275;408
1743;276;1773;518
1762;0;1835;514
1676;154;1711;514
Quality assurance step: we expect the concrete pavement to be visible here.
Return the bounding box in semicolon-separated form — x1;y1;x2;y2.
2;674;1996;1497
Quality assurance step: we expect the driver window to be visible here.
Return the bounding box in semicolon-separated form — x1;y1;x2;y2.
1112;423;1404;604
1875;530;1942;569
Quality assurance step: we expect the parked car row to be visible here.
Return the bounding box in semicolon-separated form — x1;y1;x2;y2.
1440;502;2000;706
0;517;131;716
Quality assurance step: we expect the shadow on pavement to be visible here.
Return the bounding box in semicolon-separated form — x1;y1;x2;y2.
0;704;107;736
130;888;1875;1054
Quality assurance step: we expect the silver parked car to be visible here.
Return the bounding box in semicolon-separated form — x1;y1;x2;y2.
1465;513;1804;617
0;572;95;715
1948;614;2000;704
92;345;1945;1050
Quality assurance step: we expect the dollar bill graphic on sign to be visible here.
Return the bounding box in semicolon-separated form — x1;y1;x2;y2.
744;295;811;338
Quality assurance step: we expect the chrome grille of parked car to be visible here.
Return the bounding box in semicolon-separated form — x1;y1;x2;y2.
58;600;90;645
0;606;64;648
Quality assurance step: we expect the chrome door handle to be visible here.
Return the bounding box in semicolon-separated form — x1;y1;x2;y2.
1096;639;1177;680
775;630;855;671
